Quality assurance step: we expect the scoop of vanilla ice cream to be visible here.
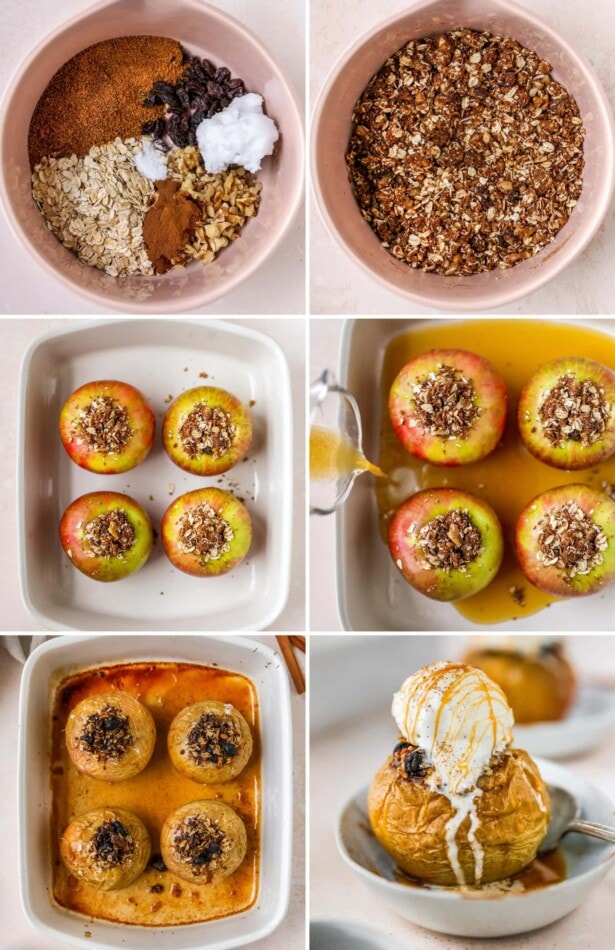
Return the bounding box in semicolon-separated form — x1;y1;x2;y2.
392;660;514;796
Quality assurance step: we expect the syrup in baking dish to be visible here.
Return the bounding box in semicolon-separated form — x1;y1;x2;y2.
376;319;615;624
50;662;260;926
310;424;387;480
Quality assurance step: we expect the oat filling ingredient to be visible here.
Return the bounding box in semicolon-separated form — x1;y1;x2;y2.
84;510;137;558
179;403;236;459
171;815;232;873
143;178;203;274
196;93;279;174
75;396;132;454
177;503;234;561
185;712;241;766
539;375;611;447
78;706;133;762
416;509;483;572
134;138;168;180
411;364;479;438
90;819;135;868
347;28;585;275
536;501;608;576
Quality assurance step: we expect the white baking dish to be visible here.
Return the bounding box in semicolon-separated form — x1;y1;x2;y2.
336;318;615;631
18;319;293;630
18;634;292;949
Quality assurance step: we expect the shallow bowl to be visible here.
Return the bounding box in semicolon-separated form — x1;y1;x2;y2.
337;759;615;938
0;0;304;313
312;0;614;312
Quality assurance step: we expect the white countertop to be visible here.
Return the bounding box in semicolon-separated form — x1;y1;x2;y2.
310;634;615;947
0;634;306;950
0;0;305;315
310;0;615;315
0;318;305;632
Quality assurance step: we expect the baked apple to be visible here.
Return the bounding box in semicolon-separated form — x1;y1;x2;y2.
518;357;615;470
59;380;155;474
60;807;150;890
368;661;550;887
388;488;503;601
162;386;253;476
160;800;247;884
65;691;156;781
59;491;153;582
161;487;252;577
389;349;507;466
463;638;577;723
516;484;615;597
168;700;253;783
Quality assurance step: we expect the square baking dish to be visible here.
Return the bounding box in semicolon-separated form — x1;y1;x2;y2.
18;319;293;630
336;318;615;631
18;634;292;949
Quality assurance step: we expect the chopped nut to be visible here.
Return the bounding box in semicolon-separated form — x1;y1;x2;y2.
536;501;608;576
83;509;136;558
178;503;234;562
74;395;131;455
410;364;479;439
179;403;235;459
415;508;482;571
185;711;241;766
539;374;611;448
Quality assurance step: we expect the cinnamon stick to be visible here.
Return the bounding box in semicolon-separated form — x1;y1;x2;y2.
276;636;305;694
289;635;306;653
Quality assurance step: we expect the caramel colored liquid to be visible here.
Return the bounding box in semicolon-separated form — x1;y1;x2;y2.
310;425;386;479
393;848;566;892
51;662;260;927
377;320;615;624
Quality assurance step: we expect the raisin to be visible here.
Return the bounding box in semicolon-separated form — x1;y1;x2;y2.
403;750;424;777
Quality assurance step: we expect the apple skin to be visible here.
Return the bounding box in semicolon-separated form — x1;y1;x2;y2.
518;357;615;470
162;487;252;577
388;488;504;601
59;491;153;582
163;387;253;476
389;349;507;466
59;380;155;474
515;484;615;597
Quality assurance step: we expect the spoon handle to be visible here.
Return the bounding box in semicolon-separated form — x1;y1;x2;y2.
569;819;615;843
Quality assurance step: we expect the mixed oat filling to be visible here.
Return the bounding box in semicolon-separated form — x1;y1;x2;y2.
84;509;137;558
536;501;608;577
184;712;241;766
75;396;132;455
89;819;135;868
78;705;133;762
410;364;479;439
415;509;483;572
179;403;236;459
539;375;611;448
171;814;232;874
178;503;234;561
392;741;426;780
347;28;585;275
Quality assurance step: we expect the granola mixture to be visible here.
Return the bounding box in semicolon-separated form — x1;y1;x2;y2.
90;819;135;868
171;814;232;873
179;402;236;459
84;510;137;558
346;28;585;275
539;375;611;447
185;712;241;766
178;503;234;561
410;364;479;438
78;705;133;761
74;395;132;453
536;501;608;576
415;509;483;571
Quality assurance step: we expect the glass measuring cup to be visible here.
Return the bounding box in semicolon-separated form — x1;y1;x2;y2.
310;369;377;515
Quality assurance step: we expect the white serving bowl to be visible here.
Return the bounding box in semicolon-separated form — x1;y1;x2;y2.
337;758;615;938
18;634;292;950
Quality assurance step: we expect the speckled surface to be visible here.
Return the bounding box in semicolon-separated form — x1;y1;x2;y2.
0;0;305;315
0;634;305;949
310;0;615;314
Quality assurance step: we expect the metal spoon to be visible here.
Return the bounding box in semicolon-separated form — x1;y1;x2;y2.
539;784;615;853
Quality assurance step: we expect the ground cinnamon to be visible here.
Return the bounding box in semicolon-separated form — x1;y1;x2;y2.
28;36;186;168
143;179;202;274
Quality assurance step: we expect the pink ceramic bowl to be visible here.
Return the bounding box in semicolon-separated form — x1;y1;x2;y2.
312;0;615;312
0;0;304;314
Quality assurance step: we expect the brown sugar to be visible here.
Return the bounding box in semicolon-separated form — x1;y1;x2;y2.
143;179;202;274
28;36;186;168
